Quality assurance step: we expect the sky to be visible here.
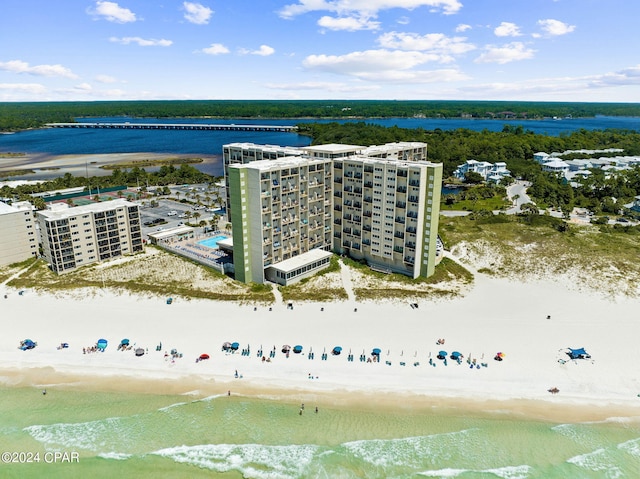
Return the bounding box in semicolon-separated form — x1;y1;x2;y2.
1;0;640;102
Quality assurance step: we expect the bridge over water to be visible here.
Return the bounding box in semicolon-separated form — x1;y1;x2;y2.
46;122;298;132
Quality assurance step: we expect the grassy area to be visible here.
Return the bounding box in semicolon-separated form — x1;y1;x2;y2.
439;214;640;296
343;256;474;302
0;169;36;178
440;195;510;211
6;249;274;303
0;257;39;284
278;256;348;302
100;157;204;169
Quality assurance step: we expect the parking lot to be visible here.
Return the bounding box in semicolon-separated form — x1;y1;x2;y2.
139;199;224;235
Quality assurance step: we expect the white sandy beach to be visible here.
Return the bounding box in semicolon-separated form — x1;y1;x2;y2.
2;269;640;422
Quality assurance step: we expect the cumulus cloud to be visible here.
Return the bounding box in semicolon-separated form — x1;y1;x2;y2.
0;83;47;94
201;43;230;55
588;64;640;88
474;42;535;64
95;74;118;83
183;2;213;25
265;81;379;93
0;60;78;79
318;15;380;31
88;1;136;23
279;0;463;19
109;37;173;47
536;19;575;37
302;49;468;84
494;22;522;37
455;23;471;32
239;45;275;56
378;32;475;58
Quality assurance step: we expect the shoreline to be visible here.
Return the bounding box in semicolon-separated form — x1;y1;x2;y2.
3;365;640;425
3;270;640;425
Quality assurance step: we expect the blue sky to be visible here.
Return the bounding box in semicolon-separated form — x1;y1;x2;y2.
1;0;639;102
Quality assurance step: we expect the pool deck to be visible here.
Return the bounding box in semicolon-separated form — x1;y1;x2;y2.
157;231;232;269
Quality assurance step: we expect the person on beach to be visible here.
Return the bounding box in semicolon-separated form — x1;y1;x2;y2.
315;406;318;414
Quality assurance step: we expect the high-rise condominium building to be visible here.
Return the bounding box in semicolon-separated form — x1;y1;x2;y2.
227;142;442;285
36;199;144;274
0;201;38;267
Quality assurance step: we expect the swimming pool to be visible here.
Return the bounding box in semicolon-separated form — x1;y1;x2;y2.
197;235;228;249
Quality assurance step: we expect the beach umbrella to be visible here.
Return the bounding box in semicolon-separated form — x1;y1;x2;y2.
231;342;240;350
450;351;462;360
332;346;342;355
199;353;210;360
97;339;108;348
135;348;144;357
120;338;130;346
222;341;231;351
293;345;303;354
371;348;381;356
437;350;447;359
282;344;291;353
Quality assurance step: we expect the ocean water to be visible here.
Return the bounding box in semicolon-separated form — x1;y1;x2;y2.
1;386;639;478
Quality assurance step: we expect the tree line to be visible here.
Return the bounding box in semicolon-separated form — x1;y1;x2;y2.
2;100;640;131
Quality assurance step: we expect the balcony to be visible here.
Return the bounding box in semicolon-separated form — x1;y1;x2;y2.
396;186;407;193
395;217;406;224
409;180;420;187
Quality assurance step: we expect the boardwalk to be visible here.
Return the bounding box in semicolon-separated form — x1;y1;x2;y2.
46;122;298;132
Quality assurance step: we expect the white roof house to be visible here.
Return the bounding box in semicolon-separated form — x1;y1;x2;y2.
453;159;511;182
542;159;570;173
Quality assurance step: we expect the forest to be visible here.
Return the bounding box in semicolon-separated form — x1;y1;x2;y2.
2;99;640;131
301;122;640;215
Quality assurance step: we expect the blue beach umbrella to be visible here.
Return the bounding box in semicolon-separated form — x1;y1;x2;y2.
371;348;381;356
332;346;342;355
231;342;240;350
120;338;130;346
293;345;303;354
437;350;447;359
451;351;462;360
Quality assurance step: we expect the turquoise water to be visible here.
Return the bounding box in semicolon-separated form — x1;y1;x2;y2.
198;235;228;249
1;386;639;478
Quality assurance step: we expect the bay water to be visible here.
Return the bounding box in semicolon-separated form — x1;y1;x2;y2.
1;385;639;478
2;115;640;180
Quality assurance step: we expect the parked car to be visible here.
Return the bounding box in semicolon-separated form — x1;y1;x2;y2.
167;210;177;216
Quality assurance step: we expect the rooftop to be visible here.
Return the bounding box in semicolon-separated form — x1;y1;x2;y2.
37;198;137;220
268;248;333;274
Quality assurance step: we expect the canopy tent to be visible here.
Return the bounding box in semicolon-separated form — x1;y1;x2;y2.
20;339;36;351
97;339;108;351
566;347;590;360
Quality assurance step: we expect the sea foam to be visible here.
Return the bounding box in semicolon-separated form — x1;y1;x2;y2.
151;443;319;479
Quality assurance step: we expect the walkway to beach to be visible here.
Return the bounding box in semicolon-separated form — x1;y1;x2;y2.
339;259;356;302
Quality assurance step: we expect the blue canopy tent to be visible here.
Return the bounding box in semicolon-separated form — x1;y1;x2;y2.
20;339;36;351
566;347;590;360
332;346;342;355
97;339;108;351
